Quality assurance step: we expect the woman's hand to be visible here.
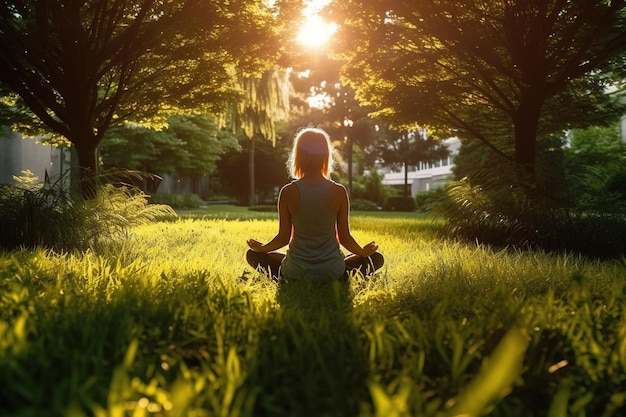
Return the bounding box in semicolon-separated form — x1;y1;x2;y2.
361;241;379;257
247;239;265;253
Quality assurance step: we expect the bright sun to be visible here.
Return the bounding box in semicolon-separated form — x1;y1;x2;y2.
296;9;337;48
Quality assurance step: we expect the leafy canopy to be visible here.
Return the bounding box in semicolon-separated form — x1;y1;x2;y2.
327;0;626;168
0;0;286;178
100;114;240;178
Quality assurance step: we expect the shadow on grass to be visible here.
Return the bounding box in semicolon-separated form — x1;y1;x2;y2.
247;278;370;416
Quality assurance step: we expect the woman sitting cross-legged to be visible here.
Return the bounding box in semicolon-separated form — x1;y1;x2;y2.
246;127;384;281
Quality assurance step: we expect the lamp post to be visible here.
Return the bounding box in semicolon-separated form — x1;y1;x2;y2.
343;118;354;195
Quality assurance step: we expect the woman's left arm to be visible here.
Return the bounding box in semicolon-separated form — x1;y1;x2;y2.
333;183;378;257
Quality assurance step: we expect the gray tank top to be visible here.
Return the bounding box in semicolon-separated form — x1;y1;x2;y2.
281;179;345;280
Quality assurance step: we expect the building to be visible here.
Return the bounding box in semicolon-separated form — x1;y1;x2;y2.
0;130;213;197
379;117;625;199
0;131;71;186
379;137;461;197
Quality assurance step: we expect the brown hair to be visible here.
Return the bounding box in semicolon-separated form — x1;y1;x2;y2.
288;127;334;179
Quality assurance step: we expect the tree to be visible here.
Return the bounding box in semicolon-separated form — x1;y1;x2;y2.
228;69;291;206
217;132;291;204
0;0;284;197
565;122;626;207
379;129;449;197
291;56;393;192
327;0;626;174
100;114;239;193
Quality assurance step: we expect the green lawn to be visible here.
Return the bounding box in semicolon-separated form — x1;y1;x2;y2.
1;206;625;416
176;204;432;220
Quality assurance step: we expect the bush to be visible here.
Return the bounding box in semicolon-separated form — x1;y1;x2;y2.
350;170;396;207
0;170;176;252
248;205;277;212
414;188;446;212
435;165;626;259
350;199;380;211
383;196;416;211
149;192;204;209
534;212;626;259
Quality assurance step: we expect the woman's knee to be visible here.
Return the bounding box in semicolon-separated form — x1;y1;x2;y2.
247;250;285;271
246;249;261;267
371;252;384;270
345;252;384;276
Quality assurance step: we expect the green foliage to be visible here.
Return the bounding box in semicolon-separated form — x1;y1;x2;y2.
0;170;176;252
0;0;288;198
436;162;626;259
228;68;292;143
100;114;240;180
379;131;449;172
350;199;380;211
414;188;447;212
217;135;290;203
330;0;626;168
437;164;540;245
452;136;516;181
351;170;396;207
383;196;416;212
605;170;626;198
562;123;626;210
0;213;625;416
247;205;277;213
149;192;204;210
441;125;626;258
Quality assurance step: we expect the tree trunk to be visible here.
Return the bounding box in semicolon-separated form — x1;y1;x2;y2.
74;140;99;200
348;135;353;196
513;91;543;176
248;135;256;206
403;161;409;198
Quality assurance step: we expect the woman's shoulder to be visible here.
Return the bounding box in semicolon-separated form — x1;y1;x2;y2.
279;181;299;198
329;180;348;207
329;180;347;193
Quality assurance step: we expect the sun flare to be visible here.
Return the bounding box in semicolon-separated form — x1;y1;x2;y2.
297;14;337;48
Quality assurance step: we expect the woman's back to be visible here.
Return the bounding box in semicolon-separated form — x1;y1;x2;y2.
245;126;382;281
282;179;345;279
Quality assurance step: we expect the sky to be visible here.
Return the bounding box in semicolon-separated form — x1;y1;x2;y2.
296;0;337;48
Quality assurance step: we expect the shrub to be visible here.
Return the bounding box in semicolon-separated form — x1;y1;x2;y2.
350;199;380;211
149;192;203;209
436;174;549;248
0;170;176;252
248;205;277;213
414;188;446;212
350;170;396;207
435;165;626;259
383;196;416;211
604;170;626;199
533;212;626;259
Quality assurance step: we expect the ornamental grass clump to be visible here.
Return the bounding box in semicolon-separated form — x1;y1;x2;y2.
436;164;626;259
0;170;175;252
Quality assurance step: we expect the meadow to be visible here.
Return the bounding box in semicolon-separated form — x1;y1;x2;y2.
1;206;625;417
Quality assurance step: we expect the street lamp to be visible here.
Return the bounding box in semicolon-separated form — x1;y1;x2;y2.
343;118;354;195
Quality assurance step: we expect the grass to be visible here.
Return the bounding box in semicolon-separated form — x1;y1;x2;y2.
175;204;430;221
1;206;625;416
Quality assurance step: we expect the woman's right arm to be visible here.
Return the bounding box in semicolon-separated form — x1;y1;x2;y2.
333;183;378;257
247;183;295;253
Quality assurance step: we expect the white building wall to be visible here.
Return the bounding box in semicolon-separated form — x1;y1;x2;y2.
0;132;71;185
380;137;461;197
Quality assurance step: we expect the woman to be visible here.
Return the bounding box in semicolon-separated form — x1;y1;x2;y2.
246;127;384;280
